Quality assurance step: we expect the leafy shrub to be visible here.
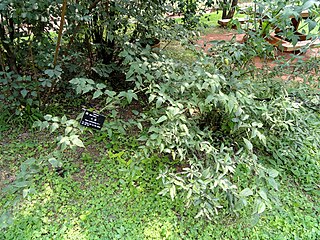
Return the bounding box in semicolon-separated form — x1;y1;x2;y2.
49;43;284;219
29;25;320;219
0;0;217;121
243;0;320;44
2;0;319;223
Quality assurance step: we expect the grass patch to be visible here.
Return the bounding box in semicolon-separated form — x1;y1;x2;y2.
174;10;246;27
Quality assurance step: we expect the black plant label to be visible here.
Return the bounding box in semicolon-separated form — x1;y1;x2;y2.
80;110;105;130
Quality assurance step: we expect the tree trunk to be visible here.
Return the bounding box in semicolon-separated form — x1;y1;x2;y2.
0;24;18;73
222;0;228;19
226;0;238;19
222;0;238;19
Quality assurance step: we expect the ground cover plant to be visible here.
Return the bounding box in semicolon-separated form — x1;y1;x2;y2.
0;99;319;239
1;0;320;238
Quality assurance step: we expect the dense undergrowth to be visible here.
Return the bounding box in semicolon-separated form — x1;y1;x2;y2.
1;40;319;238
1;0;320;238
0;104;319;239
0;108;319;239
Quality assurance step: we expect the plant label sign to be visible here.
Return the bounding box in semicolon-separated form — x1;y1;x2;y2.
80;110;105;130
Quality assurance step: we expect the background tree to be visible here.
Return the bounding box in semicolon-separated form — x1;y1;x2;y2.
220;0;239;19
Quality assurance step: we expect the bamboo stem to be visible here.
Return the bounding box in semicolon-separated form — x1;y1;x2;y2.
53;0;68;66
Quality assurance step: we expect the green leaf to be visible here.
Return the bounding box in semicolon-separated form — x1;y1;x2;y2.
40;121;50;130
156;115;167;124
267;169;279;178
186;189;192;199
61;115;67;124
195;210;204;219
127;90;138;104
59;136;70;145
73;138;85;148
205;95;214;104
51;117;60;122
267;177;278;191
22;189;30;198
26;98;33;106
257;201;266;214
48;158;62;168
227;99;235;113
159;143;165;152
65;126;73;135
44;115;52;121
83;85;94;94
158;188;169;196
258;189;268;201
169;185;176;200
96;83;106;89
85;79;95;85
156;98;163;108
119;90;137;104
243;138;253;151
302;0;319;10
137;122;143;131
50;123;59;133
239;188;253;197
105;90;116;97
148;94;156;103
20;89;28;98
251;213;260;226
93;90;103;99
257;131;267;146
69;78;79;84
45;69;55;78
150;133;158;140
132;110;139;115
14;181;31;188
